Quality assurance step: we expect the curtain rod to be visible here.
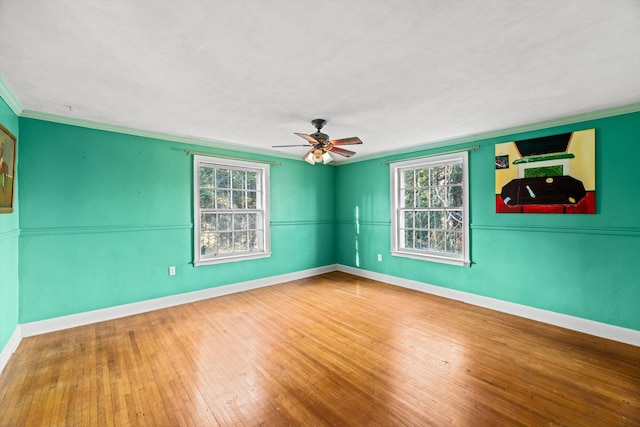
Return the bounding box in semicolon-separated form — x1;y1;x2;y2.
380;145;481;165
184;150;281;166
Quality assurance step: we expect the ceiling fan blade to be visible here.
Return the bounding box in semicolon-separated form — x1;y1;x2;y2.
328;146;356;157
272;144;313;148
330;137;362;146
294;132;320;144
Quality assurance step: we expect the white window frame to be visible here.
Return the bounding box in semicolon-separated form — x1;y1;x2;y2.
390;151;470;267
193;155;271;266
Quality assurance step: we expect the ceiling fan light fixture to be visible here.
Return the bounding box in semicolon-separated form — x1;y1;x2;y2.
313;148;323;161
304;151;315;164
322;151;333;164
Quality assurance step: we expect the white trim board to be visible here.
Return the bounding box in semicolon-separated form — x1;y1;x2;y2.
337;264;640;347
20;264;336;338
0;326;22;375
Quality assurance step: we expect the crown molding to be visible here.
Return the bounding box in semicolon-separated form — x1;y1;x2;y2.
346;102;640;165
0;75;24;115
19;109;303;161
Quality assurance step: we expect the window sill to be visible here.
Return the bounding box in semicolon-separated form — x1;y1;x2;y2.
194;251;271;266
391;250;470;267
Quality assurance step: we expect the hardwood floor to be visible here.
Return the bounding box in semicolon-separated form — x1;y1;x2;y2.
1;271;639;426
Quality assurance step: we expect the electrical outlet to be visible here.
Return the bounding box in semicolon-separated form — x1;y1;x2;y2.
377;254;382;262
169;266;176;276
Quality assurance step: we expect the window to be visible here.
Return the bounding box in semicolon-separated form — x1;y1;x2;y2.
390;151;470;266
194;155;270;265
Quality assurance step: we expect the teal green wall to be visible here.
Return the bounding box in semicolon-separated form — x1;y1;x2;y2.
336;111;640;331
8;109;640;333
0;97;19;352
18;119;335;323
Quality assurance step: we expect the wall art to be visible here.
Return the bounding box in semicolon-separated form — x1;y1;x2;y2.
0;122;17;213
495;129;595;213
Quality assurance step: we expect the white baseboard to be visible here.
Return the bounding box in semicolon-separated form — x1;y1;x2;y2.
337;264;640;347
20;264;337;338
0;326;22;374
5;261;638;374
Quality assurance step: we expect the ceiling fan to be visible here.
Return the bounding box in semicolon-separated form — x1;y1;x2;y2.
273;119;363;164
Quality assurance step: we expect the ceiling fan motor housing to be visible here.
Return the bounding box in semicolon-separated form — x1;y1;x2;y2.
310;119;329;142
311;131;329;142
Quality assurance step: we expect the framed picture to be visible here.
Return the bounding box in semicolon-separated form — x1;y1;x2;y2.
495;128;595;214
0;122;17;213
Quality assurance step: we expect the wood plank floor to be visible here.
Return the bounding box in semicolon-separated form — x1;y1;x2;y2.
1;271;639;426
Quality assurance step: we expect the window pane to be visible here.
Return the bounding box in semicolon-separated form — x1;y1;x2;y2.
216;169;230;188
248;230;257;250
200;189;214;209
429;210;444;230
403;170;414;187
415;210;428;229
233;231;248;251
403;229;414;249
449;163;463;185
216;190;230;209
201;213;216;231
403;211;414;228
417;189;429;208
217;232;232;253
234;213;247;230
200;167;214;187
446;232;463;254
247;172;257;190
247;191;257;209
430;186;447;208
431;166;446;185
232;190;245;209
449;185;463;207
200;232;217;256
218;214;232;231
417;169;429;187
416;230;429;249
402;189;415;208
248;213;258;229
232;170;246;189
430;230;445;252
250;230;264;251
447;210;463;230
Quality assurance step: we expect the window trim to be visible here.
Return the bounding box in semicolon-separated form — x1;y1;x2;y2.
193;155;271;266
390;151;470;267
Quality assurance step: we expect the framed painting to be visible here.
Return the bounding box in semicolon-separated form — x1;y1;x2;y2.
495;128;595;214
0;122;17;213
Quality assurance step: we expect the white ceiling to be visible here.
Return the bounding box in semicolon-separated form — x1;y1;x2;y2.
1;0;639;162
